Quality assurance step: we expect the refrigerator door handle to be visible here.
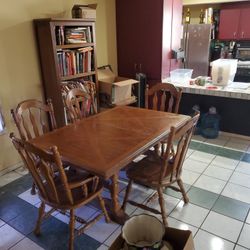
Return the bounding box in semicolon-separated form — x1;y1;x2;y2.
183;31;187;52
185;31;190;68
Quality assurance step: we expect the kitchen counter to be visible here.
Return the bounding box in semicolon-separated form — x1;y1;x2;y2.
163;79;250;136
163;79;250;100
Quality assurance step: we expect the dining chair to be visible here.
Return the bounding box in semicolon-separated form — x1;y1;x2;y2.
11;99;57;141
145;83;183;156
10;133;110;250
11;99;58;194
65;88;96;123
122;113;200;227
145;83;182;114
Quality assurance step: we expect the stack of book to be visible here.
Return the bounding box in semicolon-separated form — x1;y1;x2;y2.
65;27;86;44
56;26;92;45
57;47;93;76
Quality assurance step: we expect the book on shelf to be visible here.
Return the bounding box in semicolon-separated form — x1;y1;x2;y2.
65;27;87;44
85;26;92;43
56;26;92;45
56;47;93;77
56;26;65;45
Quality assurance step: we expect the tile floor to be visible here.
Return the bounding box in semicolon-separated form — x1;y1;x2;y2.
1;134;250;249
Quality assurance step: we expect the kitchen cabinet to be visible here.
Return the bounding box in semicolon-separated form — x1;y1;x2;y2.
116;0;182;81
219;8;250;40
219;9;241;40
238;8;250;40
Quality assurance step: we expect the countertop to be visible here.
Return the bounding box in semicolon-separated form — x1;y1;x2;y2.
163;79;250;100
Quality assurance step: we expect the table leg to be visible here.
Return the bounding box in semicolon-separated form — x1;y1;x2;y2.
112;174;122;211
106;173;129;225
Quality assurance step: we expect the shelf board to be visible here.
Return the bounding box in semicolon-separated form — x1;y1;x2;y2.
60;71;96;81
56;43;94;50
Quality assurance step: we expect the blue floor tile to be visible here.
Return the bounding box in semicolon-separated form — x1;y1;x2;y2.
28;216;101;250
217;148;243;160
242;153;250;163
189;141;201;150
0;174;33;196
8;206;39;235
212;196;250;221
197;143;221;155
187;186;219;209
0;192;35;222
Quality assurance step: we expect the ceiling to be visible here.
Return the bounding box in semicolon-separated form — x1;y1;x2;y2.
183;0;248;5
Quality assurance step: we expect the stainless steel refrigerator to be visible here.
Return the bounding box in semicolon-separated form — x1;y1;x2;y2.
182;24;212;78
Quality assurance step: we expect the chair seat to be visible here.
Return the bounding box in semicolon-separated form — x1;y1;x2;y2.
127;152;175;188
42;170;102;208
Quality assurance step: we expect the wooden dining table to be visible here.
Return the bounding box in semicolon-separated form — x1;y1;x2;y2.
30;106;190;224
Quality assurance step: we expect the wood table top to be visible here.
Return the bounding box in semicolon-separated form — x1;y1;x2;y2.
30;106;190;179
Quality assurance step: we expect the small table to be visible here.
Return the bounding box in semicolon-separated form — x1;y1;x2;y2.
30;106;190;224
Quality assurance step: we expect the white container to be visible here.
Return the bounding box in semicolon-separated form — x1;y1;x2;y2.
210;59;238;86
170;69;193;84
122;214;165;249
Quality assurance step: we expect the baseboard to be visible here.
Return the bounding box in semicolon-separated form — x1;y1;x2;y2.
0;161;23;177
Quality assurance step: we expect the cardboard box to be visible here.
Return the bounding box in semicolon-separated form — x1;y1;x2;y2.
72;4;97;19
109;227;194;250
98;68;138;106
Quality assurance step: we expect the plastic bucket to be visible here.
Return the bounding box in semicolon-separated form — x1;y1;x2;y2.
210;59;238;86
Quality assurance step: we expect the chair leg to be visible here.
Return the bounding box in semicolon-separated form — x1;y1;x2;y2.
122;180;133;210
31;182;36;195
177;179;189;203
157;187;168;227
34;202;45;235
69;209;75;250
98;195;110;223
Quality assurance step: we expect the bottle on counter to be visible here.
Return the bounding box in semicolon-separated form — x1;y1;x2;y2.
205;7;213;24
199;9;205;24
185;8;191;24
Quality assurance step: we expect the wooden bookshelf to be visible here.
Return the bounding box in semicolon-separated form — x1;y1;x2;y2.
61;71;96;81
56;43;94;50
34;18;98;127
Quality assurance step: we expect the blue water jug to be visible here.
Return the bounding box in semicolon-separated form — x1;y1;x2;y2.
200;107;220;139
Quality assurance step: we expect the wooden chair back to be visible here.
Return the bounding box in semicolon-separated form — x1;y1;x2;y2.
11;99;57;141
161;113;200;183
10;133;100;207
145;83;182;113
65;88;94;123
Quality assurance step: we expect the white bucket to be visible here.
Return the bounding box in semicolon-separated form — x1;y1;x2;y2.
210;59;238;86
122;214;165;249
